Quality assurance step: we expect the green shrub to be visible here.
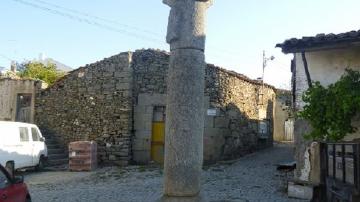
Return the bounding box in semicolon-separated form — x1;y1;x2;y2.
299;69;360;142
17;62;65;85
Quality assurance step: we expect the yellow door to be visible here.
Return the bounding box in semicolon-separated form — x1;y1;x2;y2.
151;122;165;164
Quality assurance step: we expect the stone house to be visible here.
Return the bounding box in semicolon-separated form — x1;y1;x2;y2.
0;77;42;123
273;89;293;142
35;49;276;166
277;29;360;197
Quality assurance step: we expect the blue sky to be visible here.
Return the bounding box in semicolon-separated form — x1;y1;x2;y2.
1;0;359;89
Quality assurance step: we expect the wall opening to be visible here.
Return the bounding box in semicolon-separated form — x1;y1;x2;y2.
151;106;166;164
16;93;32;123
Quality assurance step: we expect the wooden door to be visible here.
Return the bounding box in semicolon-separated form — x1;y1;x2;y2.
151;106;165;164
15;94;32;123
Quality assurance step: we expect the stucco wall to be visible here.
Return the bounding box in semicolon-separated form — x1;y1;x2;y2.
0;78;40;123
294;46;360;110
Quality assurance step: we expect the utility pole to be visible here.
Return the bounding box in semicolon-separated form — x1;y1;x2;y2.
260;50;274;104
262;50;275;83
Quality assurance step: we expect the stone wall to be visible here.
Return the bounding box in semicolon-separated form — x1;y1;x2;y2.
35;49;276;166
0;78;42;123
35;52;133;166
203;65;275;162
130;49;276;164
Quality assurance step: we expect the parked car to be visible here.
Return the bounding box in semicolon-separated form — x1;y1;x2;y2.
0;163;31;202
0;121;48;170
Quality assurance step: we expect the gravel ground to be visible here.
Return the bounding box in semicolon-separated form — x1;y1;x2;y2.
25;143;307;202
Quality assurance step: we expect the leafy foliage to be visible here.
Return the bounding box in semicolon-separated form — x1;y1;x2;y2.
299;69;360;142
17;62;65;85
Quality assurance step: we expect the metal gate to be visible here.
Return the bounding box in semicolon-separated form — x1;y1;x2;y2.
322;143;360;202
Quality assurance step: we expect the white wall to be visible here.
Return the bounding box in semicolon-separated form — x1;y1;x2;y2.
295;46;360;110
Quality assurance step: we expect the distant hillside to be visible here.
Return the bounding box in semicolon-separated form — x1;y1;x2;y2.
39;58;72;72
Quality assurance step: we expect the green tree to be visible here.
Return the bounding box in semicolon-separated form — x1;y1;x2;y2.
17;62;65;85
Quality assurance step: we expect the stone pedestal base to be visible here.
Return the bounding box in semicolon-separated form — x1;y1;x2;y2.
158;193;207;202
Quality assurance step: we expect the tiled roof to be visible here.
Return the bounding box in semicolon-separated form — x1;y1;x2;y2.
276;29;360;53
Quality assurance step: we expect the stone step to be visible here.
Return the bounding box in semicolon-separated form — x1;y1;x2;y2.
48;148;65;154
47;144;64;150
45;164;68;171
45;139;60;144
48;158;68;166
48;153;68;160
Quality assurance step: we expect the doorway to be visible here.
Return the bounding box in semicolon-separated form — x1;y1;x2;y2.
16;93;32;123
151;106;166;164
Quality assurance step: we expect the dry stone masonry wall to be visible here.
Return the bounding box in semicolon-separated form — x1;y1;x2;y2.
130;50;276;163
35;52;133;166
203;65;275;162
35;49;276;166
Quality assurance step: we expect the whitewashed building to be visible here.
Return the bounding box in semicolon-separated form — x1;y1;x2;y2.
277;30;360;199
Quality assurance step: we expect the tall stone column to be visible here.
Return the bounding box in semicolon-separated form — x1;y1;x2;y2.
162;0;213;198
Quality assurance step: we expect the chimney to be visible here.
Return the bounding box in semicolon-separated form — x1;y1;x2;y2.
10;61;16;73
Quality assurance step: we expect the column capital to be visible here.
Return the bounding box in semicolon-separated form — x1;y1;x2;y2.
163;0;213;8
163;0;213;51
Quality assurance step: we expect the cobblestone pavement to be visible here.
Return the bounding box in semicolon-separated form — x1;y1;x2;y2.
25;143;307;202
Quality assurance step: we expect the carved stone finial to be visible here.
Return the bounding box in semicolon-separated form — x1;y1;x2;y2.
163;0;213;51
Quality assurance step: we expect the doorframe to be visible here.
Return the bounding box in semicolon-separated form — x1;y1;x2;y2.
133;93;166;164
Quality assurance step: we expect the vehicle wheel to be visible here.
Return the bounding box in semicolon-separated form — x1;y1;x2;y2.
35;156;46;171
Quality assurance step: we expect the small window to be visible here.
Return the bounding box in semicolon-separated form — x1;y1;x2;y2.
31;128;40;141
0;170;9;189
19;127;29;142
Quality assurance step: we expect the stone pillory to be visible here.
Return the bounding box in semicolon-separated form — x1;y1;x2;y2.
163;0;213;198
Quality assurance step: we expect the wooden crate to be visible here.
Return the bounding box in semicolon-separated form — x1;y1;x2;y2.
69;141;97;171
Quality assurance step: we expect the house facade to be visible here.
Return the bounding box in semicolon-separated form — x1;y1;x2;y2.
35;49;277;166
0;78;42;123
273;89;293;142
277;30;360;195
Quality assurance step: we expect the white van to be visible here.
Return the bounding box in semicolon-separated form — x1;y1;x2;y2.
0;121;48;170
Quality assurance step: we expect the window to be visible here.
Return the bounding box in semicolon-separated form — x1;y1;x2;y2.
31;128;40;141
19;127;29;142
0;170;9;189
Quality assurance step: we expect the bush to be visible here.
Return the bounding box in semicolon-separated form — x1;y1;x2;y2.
17;62;65;85
299;69;360;142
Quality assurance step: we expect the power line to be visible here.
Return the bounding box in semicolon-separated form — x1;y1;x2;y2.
31;0;163;38
11;0;244;57
8;0;262;69
0;54;13;62
10;0;165;44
